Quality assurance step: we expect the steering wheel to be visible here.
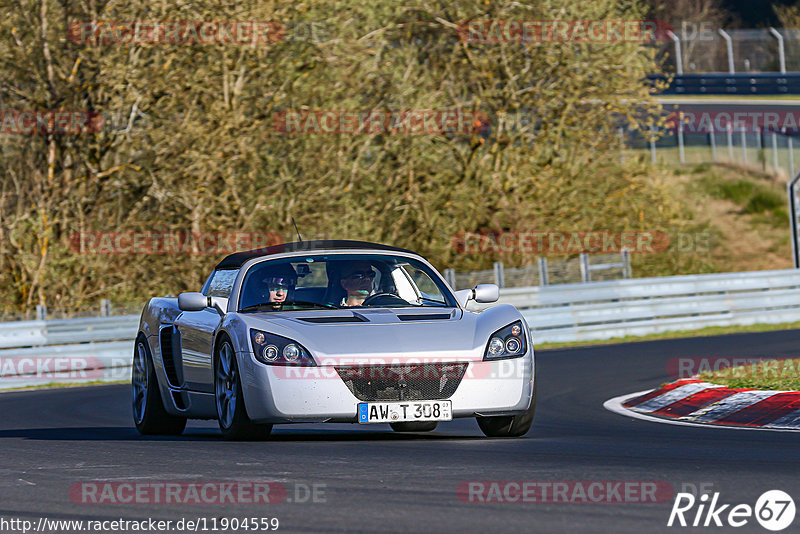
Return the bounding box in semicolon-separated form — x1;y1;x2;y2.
361;292;409;307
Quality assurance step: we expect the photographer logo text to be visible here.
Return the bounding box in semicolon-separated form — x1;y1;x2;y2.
668;490;795;531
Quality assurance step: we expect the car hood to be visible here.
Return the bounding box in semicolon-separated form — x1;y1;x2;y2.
236;308;491;365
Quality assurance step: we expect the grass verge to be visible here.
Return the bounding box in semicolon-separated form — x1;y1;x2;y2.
699;359;800;391
536;321;800;350
0;379;128;393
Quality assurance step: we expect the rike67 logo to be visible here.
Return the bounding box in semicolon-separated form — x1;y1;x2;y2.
668;490;796;531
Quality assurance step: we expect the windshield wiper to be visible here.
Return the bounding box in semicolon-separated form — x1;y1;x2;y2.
239;301;339;312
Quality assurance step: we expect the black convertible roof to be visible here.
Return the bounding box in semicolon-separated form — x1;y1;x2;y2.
214;240;418;269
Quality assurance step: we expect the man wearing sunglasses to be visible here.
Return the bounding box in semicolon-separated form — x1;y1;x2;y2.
339;261;376;307
260;264;298;308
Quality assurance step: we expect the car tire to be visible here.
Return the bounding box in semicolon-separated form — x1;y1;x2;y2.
132;336;187;436
476;376;537;438
390;422;438;432
215;337;272;441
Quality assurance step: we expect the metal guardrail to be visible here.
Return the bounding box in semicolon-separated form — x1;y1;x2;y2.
0;315;139;349
650;73;800;95
495;269;800;343
0;316;139;387
790;172;800;269
2;269;800;383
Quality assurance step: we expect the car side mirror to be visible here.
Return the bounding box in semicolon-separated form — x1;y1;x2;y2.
473;284;499;303
178;292;210;312
454;284;500;307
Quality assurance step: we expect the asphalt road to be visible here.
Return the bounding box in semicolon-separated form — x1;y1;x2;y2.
2;330;800;533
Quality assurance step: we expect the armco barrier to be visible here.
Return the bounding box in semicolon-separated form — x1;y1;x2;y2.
0;315;139;389
649;73;800;95
2;269;800;387
494;269;800;343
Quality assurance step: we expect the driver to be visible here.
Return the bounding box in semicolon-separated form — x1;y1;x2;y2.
339;261;376;307
260;264;297;308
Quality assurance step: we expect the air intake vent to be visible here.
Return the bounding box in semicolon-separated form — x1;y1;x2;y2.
159;326;183;387
396;313;452;321
298;316;368;323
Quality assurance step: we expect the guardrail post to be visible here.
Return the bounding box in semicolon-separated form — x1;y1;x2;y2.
741;130;748;165
727;124;734;161
789;134;795;177
678;117;686;164
538;257;549;286
579;254;590;283
621;249;632;279
493;262;505;288
718;29;735;74
443;268;456;290
710;124;717;162
769;27;787;74
35;305;47;321
666;31;683;75
772;132;779;173
100;299;111;317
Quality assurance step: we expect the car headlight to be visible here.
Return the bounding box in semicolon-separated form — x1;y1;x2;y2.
483;320;527;361
250;329;316;366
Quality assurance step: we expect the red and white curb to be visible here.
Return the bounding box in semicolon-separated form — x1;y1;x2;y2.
604;379;800;432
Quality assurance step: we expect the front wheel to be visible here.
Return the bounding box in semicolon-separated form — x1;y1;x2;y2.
215;338;272;441
476;378;536;438
132;336;187;436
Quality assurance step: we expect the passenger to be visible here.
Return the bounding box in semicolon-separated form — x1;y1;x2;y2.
338;261;376;307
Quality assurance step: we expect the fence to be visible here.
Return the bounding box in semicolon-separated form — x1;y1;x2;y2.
444;252;631;290
657;27;800;74
622;124;800;179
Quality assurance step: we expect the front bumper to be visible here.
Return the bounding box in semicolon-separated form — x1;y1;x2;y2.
236;351;535;424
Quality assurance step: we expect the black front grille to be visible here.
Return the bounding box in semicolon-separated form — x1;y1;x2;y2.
336;363;468;401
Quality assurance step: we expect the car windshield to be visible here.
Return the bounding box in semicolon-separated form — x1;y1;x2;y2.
238;253;456;311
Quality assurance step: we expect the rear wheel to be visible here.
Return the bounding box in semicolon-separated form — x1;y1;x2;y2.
477;377;536;438
132;336;187;436
215;338;272;441
390;422;438;432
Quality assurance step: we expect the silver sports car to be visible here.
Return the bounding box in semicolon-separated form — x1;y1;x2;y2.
132;240;536;440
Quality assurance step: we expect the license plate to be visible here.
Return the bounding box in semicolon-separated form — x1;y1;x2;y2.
358;400;452;424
